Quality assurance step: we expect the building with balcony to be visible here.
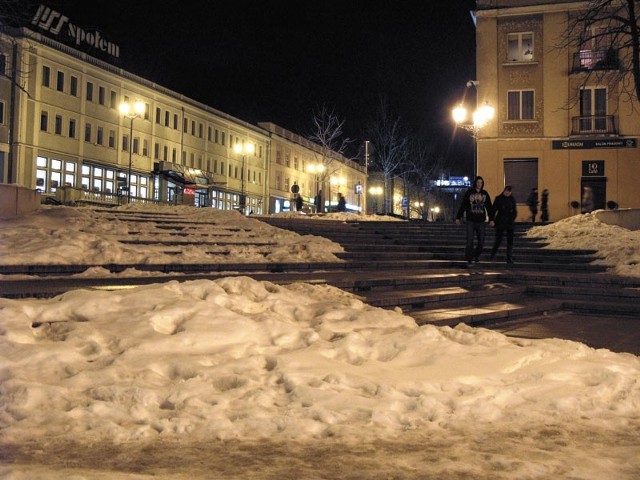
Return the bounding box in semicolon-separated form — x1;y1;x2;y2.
474;0;640;221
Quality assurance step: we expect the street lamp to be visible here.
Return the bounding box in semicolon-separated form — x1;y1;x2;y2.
452;80;494;179
234;142;254;214
308;163;325;212
119;100;145;203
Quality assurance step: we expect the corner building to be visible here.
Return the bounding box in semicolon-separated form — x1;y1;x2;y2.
475;0;640;221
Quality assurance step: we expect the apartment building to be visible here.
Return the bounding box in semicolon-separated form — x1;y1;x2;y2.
474;0;640;221
0;5;365;214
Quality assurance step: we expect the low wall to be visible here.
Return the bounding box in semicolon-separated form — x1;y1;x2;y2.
0;184;41;218
595;209;640;231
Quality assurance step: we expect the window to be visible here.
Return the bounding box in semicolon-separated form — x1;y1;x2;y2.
144;103;150;121
199;123;203;138
133;137;139;154
122;134;129;152
42;66;50;87
84;123;92;142
221;132;226;145
40;111;48;131
0;101;4;124
156;107;161;124
36;156;77;193
507;90;534;120
70;76;78;96
86;82;93;101
0;54;5;75
98;86;105;105
108;130;115;148
173;114;178;129
56;71;64;92
208;126;212;141
110;90;117;108
164;111;170;127
580;87;608;131
154;143;159;159
504;159;538;202
163;145;168;161
183;118;188;133
54;115;63;134
172;148;177;162
143;139;149;157
191;120;196;136
507;32;534;62
97;126;104;145
69;119;76;138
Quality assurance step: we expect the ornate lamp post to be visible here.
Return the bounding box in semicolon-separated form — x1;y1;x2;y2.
119;100;145;203
452;80;494;179
234;142;254;214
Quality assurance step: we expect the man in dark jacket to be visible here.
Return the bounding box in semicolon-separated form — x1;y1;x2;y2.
455;176;494;263
490;185;517;263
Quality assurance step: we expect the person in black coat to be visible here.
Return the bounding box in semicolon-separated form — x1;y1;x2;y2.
527;187;538;224
540;189;549;222
490;185;517;263
455;176;494;263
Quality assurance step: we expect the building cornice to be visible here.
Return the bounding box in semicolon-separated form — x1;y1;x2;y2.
476;1;591;18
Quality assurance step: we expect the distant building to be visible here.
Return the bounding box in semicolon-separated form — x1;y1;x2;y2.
474;0;640;220
0;5;364;213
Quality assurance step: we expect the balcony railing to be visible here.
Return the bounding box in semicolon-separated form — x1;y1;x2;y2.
571;115;618;135
571;49;619;73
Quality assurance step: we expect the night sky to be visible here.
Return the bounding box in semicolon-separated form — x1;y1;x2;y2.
40;0;478;171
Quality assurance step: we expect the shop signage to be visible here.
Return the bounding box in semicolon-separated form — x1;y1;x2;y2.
582;160;605;177
552;139;636;150
31;4;120;61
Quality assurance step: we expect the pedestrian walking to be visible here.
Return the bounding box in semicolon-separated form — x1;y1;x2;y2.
527;188;538;224
540;189;549;222
337;193;346;212
455;176;494;264
314;190;323;213
295;194;303;212
490;186;517;264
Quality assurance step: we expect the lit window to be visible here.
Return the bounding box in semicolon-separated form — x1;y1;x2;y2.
507;32;534;62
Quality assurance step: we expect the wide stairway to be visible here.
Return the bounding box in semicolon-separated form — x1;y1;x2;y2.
256;217;640;332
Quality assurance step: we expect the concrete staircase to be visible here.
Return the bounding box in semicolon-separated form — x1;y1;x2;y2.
256;217;640;329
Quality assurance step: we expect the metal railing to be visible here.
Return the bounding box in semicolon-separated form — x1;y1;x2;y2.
571;49;619;73
571;115;618;135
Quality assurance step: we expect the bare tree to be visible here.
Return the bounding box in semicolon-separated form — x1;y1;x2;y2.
405;140;447;220
563;0;640;106
307;105;353;211
365;98;408;214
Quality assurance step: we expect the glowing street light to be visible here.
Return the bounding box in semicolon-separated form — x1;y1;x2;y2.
452;80;495;179
234;142;254;214
119;100;145;203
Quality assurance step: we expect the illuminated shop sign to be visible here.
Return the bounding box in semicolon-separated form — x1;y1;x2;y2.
31;4;120;61
552;139;636;150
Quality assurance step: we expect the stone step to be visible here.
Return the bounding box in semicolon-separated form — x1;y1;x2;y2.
408;297;564;327
362;283;527;309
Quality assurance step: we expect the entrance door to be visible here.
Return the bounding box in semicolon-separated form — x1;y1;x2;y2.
580;178;606;212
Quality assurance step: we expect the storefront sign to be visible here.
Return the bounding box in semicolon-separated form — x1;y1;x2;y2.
582;160;605;177
31;5;120;61
552;139;636;150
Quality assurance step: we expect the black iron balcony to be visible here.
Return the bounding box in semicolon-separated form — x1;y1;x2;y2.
571;115;618;135
571;49;620;73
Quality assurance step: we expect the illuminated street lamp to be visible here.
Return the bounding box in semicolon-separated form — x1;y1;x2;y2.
234;142;254;214
452;80;494;179
119;100;145;203
308;164;325;200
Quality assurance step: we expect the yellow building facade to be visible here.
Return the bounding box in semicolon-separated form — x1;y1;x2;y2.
475;0;640;221
1;8;365;214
